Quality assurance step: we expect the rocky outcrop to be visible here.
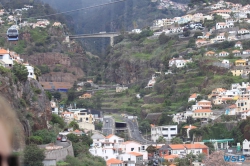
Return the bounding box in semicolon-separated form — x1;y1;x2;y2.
0;73;51;149
105;58;161;84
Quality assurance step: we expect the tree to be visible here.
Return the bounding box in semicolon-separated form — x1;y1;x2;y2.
12;62;28;82
158;112;174;125
204;142;215;154
34;66;41;81
183;30;191;37
51;114;66;129
69;121;79;130
159;32;170;44
51;91;61;100
33;129;56;144
139;120;151;133
29;136;43;144
157;136;166;144
95;121;103;131
171;137;183;144
23;144;45;166
203;151;237;166
146;145;157;154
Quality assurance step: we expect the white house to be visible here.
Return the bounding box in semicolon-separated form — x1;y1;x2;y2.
188;93;198;102
131;29;142;34
238;29;250;35
241;110;250;119
153;19;164;27
91;133;105;147
218;51;229;57
120;141;148;160
151;125;177;142
243;50;250;55
89;134;124;160
243;139;250;156
119;152;143;166
23;63;36;79
50;100;59;115
235;41;243;49
169;57;192;68
0;48;13;68
215;33;225;42
216;22;234;30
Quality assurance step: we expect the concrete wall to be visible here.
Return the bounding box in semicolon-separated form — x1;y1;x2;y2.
43;159;56;166
44;141;74;162
78;122;95;130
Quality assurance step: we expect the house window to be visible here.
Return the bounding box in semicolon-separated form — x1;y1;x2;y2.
131;148;134;151
170;128;176;130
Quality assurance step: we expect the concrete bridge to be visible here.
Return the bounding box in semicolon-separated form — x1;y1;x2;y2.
67;32;120;46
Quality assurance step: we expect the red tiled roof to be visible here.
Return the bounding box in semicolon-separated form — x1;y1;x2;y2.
0;49;9;54
184;144;208;149
183;125;197;129
228;102;236;106
194;109;212;113
128;152;143;156
106;134;114;139
164;154;178;160
189;93;197;98
169;144;185;150
106;158;123;166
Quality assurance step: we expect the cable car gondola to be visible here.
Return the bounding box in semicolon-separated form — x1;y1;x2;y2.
7;27;19;41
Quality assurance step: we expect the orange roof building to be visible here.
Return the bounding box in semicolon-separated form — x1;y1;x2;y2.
193;109;213;118
164;154;178;161
188;93;198;102
128;152;143;157
106;158;123;166
183;125;197;130
0;48;9;54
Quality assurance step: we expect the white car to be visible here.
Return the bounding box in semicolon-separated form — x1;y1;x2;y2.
61;136;67;142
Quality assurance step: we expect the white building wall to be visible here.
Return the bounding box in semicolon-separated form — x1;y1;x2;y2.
151;125;177;142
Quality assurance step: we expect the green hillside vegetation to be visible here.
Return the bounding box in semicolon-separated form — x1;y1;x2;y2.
68;30;248;120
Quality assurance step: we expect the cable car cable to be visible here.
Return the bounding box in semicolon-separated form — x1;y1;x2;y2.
22;0;126;19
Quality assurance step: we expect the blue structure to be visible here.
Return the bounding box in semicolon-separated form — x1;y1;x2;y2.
7;27;19;41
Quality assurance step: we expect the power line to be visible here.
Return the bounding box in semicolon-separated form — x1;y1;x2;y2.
23;0;126;19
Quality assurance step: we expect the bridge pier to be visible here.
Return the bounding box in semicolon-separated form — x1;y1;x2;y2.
110;36;114;47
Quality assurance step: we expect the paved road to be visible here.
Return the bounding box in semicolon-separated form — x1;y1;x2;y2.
102;116;114;136
55;140;70;148
125;117;154;145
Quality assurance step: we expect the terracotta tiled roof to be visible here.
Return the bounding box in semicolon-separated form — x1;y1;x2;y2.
105;134;114;139
232;50;241;53
164;154;178;160
61;111;73;114
169;144;185;150
106;158;123;166
194;109;212;113
122;141;141;145
128;152;143;156
229;104;237;108
183;125;197;129
184;144;208;149
0;49;9;54
189;93;197;98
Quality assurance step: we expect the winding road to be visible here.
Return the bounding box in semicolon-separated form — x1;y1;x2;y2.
102;116;114;136
124;117;155;145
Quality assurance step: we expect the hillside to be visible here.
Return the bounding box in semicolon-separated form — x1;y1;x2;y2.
0;1;104;83
40;0;186;55
0;64;51;150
